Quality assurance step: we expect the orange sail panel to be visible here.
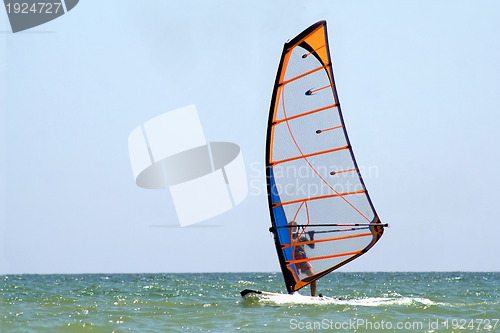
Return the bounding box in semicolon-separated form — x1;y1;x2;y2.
266;21;385;293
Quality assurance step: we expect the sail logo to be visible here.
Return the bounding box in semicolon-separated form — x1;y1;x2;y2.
3;0;79;33
128;105;248;227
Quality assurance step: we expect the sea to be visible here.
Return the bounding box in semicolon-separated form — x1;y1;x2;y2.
1;272;499;332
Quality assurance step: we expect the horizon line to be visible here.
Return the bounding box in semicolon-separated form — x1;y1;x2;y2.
2;270;500;276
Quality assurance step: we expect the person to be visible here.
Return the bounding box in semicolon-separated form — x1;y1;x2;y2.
294;246;316;296
288;222;317;296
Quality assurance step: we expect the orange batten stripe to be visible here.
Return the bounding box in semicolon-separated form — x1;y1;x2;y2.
287;251;362;265
283;232;373;249
308;84;332;94
273;189;366;207
273;104;339;126
318;125;343;133
332;168;357;174
280;64;329;86
270;145;349;166
302;43;327;58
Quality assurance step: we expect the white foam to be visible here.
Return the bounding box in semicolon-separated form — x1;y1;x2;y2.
252;293;436;307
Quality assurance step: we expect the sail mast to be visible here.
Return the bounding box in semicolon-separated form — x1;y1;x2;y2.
265;25;306;292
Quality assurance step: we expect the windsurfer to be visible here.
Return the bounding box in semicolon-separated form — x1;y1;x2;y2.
294;246;316;296
289;222;317;296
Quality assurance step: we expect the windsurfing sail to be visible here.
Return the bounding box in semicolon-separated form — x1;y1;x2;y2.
266;21;387;293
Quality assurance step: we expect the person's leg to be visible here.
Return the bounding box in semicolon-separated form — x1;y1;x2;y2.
305;267;316;296
310;280;316;296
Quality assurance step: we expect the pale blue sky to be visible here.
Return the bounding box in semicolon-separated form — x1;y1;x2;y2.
1;1;499;274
